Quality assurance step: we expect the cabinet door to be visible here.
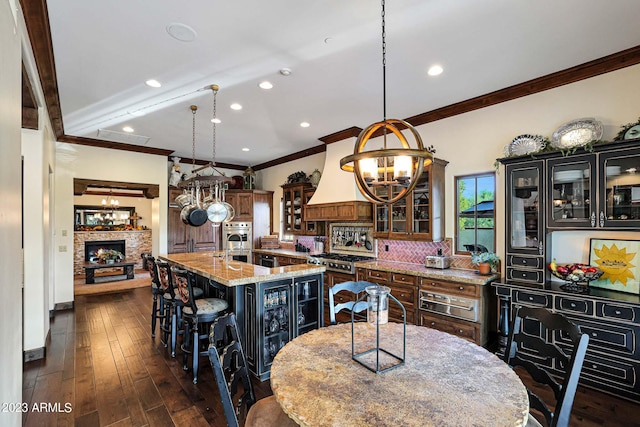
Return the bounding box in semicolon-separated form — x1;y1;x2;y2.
506;160;545;255
191;222;220;251
599;147;640;228
547;154;596;228
234;192;254;220
168;188;189;253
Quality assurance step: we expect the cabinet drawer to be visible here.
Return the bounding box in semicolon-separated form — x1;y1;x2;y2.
507;268;544;284
389;283;417;307
367;269;391;282
391;273;417;285
389;306;415;325
596;302;639;324
579;352;640;397
561;316;639;359
419;278;478;298
508;255;543;269
418;312;479;344
555;296;594;315
512;290;551;308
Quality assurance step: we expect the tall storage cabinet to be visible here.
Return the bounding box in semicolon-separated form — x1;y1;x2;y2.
168;187;220;253
373;158;448;241
225;189;273;249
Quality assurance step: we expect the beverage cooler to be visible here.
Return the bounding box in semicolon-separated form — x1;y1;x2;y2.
244;274;323;380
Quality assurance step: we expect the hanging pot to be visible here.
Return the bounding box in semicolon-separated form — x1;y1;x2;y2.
181;184;208;226
175;190;193;209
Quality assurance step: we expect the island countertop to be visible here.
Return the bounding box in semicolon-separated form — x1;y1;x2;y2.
159;251;326;287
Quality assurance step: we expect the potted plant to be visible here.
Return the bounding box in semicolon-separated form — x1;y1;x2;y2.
471;252;500;275
97;248;124;264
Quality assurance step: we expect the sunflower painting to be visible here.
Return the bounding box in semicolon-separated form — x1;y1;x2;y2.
589;239;640;294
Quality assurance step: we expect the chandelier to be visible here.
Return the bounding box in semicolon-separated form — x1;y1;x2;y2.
340;0;434;205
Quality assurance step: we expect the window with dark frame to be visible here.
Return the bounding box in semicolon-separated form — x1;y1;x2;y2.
455;173;496;254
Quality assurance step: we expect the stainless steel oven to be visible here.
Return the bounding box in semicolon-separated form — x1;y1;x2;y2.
419;290;479;322
223;222;252;262
258;254;278;268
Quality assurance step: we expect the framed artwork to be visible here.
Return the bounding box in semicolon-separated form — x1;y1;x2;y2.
589;238;640;294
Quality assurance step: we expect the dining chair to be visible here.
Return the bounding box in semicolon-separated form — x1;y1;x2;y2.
328;280;373;324
144;254;164;338
208;312;297;427
174;268;229;384
504;306;589;427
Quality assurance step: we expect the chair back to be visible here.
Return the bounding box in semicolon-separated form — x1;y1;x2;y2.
504;306;589;427
145;255;161;288
208;313;256;427
173;268;198;314
156;260;175;298
328;281;373;324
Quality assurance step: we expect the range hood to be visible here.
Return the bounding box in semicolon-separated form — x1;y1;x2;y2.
306;139;373;222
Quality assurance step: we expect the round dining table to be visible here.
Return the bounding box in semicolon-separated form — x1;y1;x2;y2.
270;322;529;427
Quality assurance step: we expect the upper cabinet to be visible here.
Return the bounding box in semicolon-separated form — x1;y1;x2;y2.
226;189;274;248
500;139;640;234
373;158;448;242
282;182;313;235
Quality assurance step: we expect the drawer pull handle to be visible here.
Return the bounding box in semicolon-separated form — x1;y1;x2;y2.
591;332;598;337
400;293;406;297
615;310;621;315
400;277;405;281
458;329;464;334
592;364;598;369
570;303;576;308
430;322;435;326
528;297;534;301
522;273;527;277
432;283;437;287
459;286;464;290
522;260;527;264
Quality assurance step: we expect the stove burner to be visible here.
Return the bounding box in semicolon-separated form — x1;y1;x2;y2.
307;253;376;274
559;283;590;294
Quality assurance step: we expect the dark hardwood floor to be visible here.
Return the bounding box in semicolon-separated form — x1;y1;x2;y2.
23;286;640;426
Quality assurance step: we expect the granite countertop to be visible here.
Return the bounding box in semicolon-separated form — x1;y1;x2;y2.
158;251;325;287
356;260;499;285
271;322;529;427
253;248;323;259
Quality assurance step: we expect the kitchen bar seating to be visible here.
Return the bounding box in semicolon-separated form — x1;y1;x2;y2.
174;268;229;384
208;313;296;427
156;261;181;357
328;280;372;324
144;255;164;338
504;306;589;427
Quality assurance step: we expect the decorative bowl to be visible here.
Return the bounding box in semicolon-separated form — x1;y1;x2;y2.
549;262;603;283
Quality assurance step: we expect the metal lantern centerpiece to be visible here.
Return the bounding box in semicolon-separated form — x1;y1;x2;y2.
340;0;434;205
351;285;406;374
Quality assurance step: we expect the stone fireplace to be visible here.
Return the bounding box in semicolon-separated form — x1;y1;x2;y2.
74;230;152;275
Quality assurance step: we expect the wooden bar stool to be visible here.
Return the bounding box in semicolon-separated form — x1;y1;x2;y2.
174;268;229;384
144;254;164;338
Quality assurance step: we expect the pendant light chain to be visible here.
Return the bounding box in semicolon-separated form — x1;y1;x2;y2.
211;85;218;166
381;0;387;122
191;105;197;174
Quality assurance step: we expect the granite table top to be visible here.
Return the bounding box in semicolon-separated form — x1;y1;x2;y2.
158;252;325;287
271;323;529;427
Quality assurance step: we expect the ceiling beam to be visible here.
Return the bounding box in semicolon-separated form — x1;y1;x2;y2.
74;179;160;199
253;144;326;171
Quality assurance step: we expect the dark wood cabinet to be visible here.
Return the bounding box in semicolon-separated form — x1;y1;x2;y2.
373;158;448;241
168;187;220;253
225;189;273;249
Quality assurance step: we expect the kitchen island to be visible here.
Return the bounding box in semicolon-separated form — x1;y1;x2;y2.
159;251;325;380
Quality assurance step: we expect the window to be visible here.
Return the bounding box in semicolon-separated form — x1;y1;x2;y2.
455;173;495;254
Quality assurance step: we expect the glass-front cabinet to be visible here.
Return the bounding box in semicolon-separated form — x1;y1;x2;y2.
373;158;447;241
547;154;596;228
245;274;323;380
282;182;313;234
599;147;640;228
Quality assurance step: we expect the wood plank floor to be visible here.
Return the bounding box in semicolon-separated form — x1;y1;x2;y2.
23;286;640;426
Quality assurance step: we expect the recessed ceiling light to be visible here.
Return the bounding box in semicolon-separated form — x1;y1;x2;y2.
211;117;221;124
300;122;310;128
427;65;443;76
242;148;250;152
279;68;292;76
166;23;197;42
259;81;273;90
230;103;243;111
122;126;134;133
145;79;162;88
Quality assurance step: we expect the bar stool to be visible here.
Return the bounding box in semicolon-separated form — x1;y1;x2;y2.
174;268;229;384
144;254;164;338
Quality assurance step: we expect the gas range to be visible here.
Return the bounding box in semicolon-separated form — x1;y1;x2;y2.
307;253;376;274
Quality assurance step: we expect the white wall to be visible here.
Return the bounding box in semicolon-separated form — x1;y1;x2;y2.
55;144;168;304
0;0;24;422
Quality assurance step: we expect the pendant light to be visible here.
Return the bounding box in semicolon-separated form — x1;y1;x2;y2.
340;0;434;205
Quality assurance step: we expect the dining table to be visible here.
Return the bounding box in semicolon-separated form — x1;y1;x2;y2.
270;322;529;427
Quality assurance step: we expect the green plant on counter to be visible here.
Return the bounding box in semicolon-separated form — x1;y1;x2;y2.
470;252;500;270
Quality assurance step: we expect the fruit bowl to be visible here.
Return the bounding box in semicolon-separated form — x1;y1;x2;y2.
548;262;603;284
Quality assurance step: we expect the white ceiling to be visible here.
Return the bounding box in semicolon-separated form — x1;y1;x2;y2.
46;0;640;167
